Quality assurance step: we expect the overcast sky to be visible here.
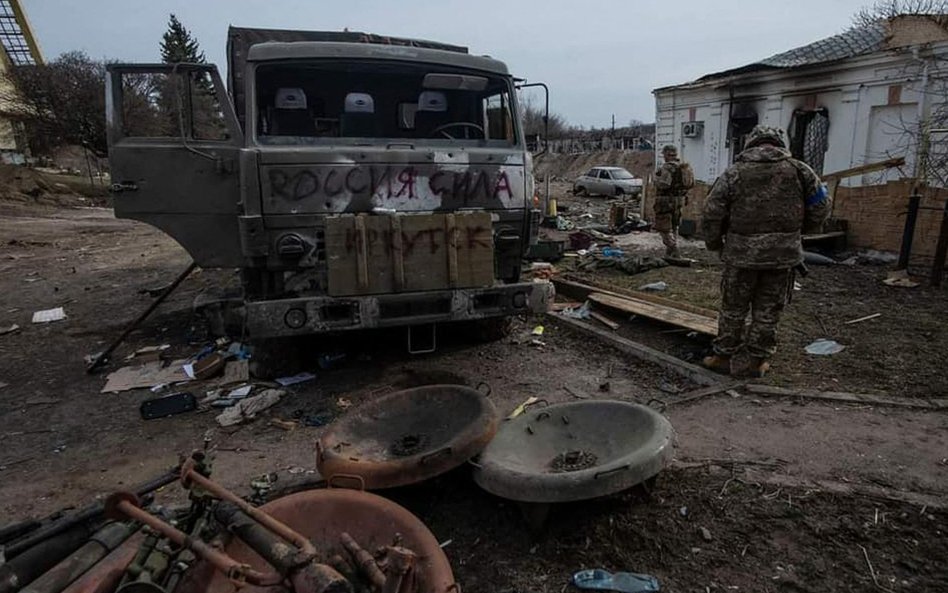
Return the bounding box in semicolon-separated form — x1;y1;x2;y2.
24;0;872;128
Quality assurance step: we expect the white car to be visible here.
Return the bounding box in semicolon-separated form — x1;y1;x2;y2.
573;166;643;197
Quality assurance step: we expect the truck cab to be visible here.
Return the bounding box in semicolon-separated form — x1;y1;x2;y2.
105;29;552;345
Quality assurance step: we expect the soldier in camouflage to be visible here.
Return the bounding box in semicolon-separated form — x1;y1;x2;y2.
701;125;830;377
653;144;690;259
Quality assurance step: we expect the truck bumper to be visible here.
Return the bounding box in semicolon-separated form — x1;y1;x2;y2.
244;281;554;338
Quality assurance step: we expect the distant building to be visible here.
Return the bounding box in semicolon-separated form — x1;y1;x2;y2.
652;15;948;186
0;0;42;157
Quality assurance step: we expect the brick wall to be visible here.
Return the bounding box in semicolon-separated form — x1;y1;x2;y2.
646;179;948;266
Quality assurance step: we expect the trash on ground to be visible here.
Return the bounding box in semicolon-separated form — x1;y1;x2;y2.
589;310;620;330
577;254;667;276
0;323;20;335
226;341;252;359
601;246;625;258
216;388;285;427
659;382;681;394
638;281;668;292
102;359;190;393
793;281;803;291
805;339;845;355
124;344;170;363
559;301;591;319
508;396;541;419
227;384;253;398
140;391;197;420
803;251;836;265
336;397;352;410
217;359;250;385
317;353;347;370
276;371;317;386
883;269;920;288
572;568;661;593
184;352;226;381
31;307;66;324
844;313;881;325
269;418;298;431
532;325;545;336
700;526;713;541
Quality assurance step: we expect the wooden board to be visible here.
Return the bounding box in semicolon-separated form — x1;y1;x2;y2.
553;278;719;318
325;212;494;296
588;292;718;335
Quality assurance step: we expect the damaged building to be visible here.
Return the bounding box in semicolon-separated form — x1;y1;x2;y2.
652;15;948;264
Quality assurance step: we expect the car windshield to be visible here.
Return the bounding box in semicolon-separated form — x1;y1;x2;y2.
610;169;635;179
254;60;519;148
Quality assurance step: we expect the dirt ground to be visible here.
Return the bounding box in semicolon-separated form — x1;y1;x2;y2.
1;192;947;592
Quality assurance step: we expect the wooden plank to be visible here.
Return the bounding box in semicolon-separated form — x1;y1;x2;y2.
744;384;940;410
554;277;718;318
588;292;718;335
550;313;722;386
589;310;620;330
802;231;846;241
822;157;905;181
667;382;745;406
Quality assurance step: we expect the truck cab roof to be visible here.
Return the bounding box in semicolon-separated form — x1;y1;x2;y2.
246;41;510;75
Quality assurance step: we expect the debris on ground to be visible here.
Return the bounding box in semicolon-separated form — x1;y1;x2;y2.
883;269;920;288
184;351;226;381
269;418;298;431
639;281;668;292
589;310;620;330
216;388;285;427
803;251;837;265
293;408;334;427
531;262;558;280
805;339;845;355
139;391;197;420
102;359;190;393
559;301;591;319
844;313;881;325
572;568;661;593
532;325;545;336
31;307;66;324
576;254;667;275
124;344;170;363
508;396;540;419
275;371;317;386
0;323;20;335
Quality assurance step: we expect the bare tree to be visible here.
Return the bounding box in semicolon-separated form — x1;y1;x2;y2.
853;0;948;27
519;95;570;139
0;51;108;155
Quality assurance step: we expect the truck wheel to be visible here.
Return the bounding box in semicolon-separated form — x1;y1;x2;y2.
473;317;513;342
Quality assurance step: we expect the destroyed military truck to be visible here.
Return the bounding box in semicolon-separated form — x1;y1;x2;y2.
105;27;552;352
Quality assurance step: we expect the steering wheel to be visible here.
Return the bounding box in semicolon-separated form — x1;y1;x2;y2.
431;122;486;140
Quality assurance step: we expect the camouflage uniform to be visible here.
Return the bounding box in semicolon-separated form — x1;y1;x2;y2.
702;126;830;364
654;145;687;257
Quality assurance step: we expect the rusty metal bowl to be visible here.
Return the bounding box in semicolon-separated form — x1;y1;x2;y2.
317;384;498;489
195;489;456;593
472;400;674;503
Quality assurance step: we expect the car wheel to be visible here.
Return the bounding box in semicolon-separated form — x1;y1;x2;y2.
573;185;586;196
614;186;624;197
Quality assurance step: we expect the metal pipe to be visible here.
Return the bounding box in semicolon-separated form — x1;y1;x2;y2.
214;504;351;593
0;523;95;593
59;533;144;593
105;495;282;587
4;467;179;559
182;467;316;556
339;533;385;589
86;262;197;373
20;522;136;593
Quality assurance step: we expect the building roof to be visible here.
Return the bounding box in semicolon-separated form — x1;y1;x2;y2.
0;0;42;66
657;15;948;91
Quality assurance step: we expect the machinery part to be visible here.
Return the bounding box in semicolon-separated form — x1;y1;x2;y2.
473;400;675;503
213;503;351;593
60;532;145;593
0;523;96;593
0;519;41;547
339;533;384;589
180;461;316;557
104;493;282;588
317;385;497;489
87;262;197;373
20;522;137;593
4;467;179;559
200;489;455;593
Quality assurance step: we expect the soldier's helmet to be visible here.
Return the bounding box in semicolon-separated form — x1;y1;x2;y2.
744;125;786;149
661;144;678;156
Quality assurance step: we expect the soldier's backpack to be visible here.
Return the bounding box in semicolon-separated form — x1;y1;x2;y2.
675;162;696;192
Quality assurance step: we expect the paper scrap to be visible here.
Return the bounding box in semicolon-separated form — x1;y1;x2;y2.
228;384;253;398
101;359;190;393
32;307;66;324
0;324;20;335
275;372;316;387
216;389;285;427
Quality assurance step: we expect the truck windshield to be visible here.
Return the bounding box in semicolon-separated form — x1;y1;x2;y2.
254;60;519;148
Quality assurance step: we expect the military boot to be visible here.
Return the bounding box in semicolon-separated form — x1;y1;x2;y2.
701;354;731;374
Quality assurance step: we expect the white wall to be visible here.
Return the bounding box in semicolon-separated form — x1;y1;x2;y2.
653;41;948;187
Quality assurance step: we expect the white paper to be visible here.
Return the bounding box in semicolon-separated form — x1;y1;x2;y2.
32;307;66;323
227;384;253;398
275;372;316;386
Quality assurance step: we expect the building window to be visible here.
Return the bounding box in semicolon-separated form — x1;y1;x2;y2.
788;108;830;175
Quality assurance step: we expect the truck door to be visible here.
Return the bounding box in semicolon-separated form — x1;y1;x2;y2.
105;64;245;267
